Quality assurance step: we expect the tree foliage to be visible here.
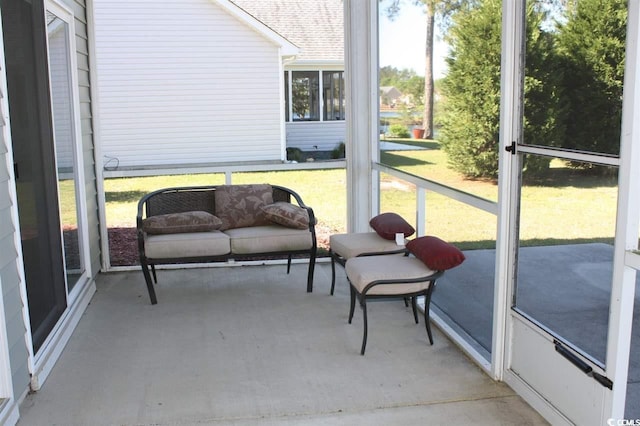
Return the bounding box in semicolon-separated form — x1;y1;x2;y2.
380;0;627;179
380;66;425;105
439;0;562;179
438;0;502;178
555;0;627;158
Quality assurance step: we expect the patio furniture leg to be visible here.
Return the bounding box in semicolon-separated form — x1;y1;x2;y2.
424;306;433;345
287;254;292;274
151;264;157;283
424;284;437;345
348;285;356;323
306;248;316;293
140;261;158;305
411;297;419;324
360;297;369;355
330;250;336;295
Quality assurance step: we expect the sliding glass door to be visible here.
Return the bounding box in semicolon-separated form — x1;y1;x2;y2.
1;0;88;352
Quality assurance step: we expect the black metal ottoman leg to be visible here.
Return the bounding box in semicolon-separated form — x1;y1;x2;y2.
424;306;434;345
360;297;369;355
424;284;437;345
330;251;336;295
348;285;356;323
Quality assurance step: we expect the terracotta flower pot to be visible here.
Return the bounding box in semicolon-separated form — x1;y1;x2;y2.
412;128;425;139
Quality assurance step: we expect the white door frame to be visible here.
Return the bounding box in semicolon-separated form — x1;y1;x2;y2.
500;1;637;423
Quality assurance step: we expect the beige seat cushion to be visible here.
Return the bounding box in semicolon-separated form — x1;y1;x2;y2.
225;225;313;254
330;232;405;259
345;255;437;296
144;231;230;259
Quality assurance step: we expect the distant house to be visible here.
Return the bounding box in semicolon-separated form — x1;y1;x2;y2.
233;0;345;154
379;86;403;109
93;0;344;170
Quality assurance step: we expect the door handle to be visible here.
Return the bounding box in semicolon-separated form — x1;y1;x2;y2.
554;340;613;389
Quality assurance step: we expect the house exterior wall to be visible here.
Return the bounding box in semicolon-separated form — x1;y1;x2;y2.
286;121;345;152
0;36;29;412
93;0;284;169
74;0;101;275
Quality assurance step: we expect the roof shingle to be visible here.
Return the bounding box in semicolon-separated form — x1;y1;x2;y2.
230;0;344;62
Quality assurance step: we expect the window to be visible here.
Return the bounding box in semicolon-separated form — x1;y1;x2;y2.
285;70;345;122
291;71;319;121
323;71;345;121
284;71;290;122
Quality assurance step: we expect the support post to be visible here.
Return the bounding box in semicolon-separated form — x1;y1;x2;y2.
344;0;378;232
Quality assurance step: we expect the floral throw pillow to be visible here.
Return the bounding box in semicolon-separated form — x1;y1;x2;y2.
142;211;222;234
214;184;274;230
261;202;310;229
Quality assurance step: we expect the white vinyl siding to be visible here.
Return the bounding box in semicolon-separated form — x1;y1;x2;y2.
72;0;101;275
93;0;284;169
0;30;27;411
286;121;345;152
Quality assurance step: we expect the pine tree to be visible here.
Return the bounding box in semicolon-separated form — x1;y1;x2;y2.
555;0;627;159
439;0;562;179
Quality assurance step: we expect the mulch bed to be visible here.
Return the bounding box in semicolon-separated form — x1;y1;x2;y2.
108;227;140;266
108;226;332;267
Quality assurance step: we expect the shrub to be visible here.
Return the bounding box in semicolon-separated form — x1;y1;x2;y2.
286;147;303;162
388;124;410;138
331;142;345;159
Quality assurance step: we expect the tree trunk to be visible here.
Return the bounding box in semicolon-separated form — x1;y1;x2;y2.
423;3;435;139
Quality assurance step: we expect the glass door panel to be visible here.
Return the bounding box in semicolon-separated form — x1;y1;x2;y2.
2;0;67;352
514;159;618;364
46;8;85;292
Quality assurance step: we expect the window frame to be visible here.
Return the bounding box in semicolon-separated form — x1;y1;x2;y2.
284;69;346;123
323;70;345;121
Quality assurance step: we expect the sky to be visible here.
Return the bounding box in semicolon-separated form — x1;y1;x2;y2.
378;1;449;79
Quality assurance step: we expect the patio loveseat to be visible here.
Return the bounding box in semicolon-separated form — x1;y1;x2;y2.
137;184;317;304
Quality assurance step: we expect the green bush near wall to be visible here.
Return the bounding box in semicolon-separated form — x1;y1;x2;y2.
387;124;410;138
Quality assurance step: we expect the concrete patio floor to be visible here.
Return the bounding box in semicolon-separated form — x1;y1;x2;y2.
18;262;546;425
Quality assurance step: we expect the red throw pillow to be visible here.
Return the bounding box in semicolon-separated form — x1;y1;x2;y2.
406;236;465;270
369;212;415;240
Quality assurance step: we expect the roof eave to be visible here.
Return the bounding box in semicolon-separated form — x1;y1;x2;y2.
213;0;299;56
287;59;344;67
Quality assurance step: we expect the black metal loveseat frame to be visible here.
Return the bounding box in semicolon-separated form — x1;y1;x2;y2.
137;184;317;304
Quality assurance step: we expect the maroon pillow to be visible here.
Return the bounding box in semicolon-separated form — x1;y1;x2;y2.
406;236;465;270
369;213;415;240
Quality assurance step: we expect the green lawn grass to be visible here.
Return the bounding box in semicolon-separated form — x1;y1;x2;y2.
104;169;348;235
103;140;618;250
